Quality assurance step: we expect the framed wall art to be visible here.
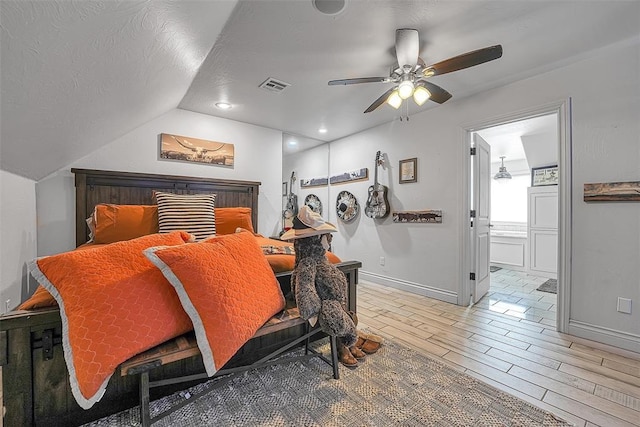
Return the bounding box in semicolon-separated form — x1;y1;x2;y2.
160;133;234;166
392;210;442;224
300;176;329;188
584;181;640;202
399;158;417;183
330;168;368;185
531;165;558;187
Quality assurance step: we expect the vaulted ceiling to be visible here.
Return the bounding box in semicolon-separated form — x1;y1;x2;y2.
2;0;638;180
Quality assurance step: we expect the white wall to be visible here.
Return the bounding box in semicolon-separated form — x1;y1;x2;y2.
282;143;330;234
35;108;284;258
288;38;640;351
0;170;37;312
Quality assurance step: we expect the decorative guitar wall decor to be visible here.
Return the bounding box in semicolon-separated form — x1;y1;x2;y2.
364;151;390;219
283;171;298;231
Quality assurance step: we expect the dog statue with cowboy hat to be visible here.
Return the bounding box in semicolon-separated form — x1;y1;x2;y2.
282;205;382;367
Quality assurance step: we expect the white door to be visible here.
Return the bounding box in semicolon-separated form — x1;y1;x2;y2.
472;133;491;303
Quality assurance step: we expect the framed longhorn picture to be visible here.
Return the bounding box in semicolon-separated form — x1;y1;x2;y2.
160;133;234;167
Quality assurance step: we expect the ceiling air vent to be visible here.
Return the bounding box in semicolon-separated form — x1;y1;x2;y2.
259;77;291;93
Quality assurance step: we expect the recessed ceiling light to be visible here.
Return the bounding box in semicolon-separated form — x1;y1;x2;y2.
215;102;232;110
312;0;346;15
288;140;298;146
318;127;328;134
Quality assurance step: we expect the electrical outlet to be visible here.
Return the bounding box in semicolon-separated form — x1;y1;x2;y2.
5;299;11;312
617;297;632;314
379;256;385;266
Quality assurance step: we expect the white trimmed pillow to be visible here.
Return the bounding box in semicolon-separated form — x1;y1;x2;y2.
154;192;216;241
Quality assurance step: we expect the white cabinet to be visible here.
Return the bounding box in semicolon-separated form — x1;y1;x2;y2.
527;186;558;278
490;233;527;271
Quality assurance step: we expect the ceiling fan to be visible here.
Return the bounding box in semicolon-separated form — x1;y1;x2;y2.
328;29;503;113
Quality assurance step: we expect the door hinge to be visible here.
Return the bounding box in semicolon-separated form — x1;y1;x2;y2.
470;272;476;281
470;147;476;155
470;210;476;218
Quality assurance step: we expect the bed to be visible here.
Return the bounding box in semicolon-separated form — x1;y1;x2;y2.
1;168;361;427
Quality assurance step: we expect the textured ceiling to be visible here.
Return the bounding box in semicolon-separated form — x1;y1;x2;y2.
0;0;237;180
2;0;639;180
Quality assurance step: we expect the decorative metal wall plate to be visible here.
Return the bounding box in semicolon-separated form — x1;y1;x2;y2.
304;194;323;215
336;190;359;223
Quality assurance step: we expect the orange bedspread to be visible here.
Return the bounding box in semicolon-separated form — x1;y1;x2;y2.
18;231;342;409
26;231;290;409
19;234;341;310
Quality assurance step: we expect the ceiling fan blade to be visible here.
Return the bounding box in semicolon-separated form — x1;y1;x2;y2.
424;45;503;77
328;77;390;86
364;87;396;113
420;81;452;104
395;28;419;70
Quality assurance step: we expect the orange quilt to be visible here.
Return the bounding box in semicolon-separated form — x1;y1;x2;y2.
27;231;194;409
145;230;286;374
19;235;341;310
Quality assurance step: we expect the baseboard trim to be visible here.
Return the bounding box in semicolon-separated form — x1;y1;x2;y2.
359;271;458;305
568;320;640;353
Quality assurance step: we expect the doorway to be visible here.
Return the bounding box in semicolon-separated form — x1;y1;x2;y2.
461;99;572;333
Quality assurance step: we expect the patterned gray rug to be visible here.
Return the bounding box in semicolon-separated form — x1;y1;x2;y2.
84;339;571;426
490;266;502;273
537;278;558;294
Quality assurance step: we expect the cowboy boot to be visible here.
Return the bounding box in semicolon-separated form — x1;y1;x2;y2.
337;342;358;367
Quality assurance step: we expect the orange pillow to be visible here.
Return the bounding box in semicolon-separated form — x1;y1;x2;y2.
253;235;342;273
28;231;194;409
215;207;255;235
19;243;112;310
17;285;57;310
92;204;159;244
145;230;285;374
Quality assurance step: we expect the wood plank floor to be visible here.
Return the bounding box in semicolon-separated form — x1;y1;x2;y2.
357;268;640;427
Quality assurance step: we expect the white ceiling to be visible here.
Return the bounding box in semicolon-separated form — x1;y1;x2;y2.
476;113;558;164
2;0;639;180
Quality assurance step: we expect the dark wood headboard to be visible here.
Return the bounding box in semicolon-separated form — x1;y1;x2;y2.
72;168;261;247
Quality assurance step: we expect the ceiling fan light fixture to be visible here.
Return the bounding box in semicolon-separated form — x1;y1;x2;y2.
494;156;513;181
423;68;435;78
398;79;414;100
386;90;402;109
413;85;431;106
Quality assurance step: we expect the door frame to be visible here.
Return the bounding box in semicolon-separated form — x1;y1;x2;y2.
459;99;572;333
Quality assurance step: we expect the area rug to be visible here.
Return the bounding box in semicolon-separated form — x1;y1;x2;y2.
537;278;558;294
490;266;502;273
84;339;571;427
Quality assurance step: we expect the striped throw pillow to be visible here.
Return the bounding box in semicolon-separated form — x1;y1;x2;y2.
155;192;216;241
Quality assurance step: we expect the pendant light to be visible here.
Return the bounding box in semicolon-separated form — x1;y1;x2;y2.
494;156;512;181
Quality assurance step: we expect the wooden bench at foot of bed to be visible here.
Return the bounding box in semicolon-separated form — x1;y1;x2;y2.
1;260;361;427
123;306;339;427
